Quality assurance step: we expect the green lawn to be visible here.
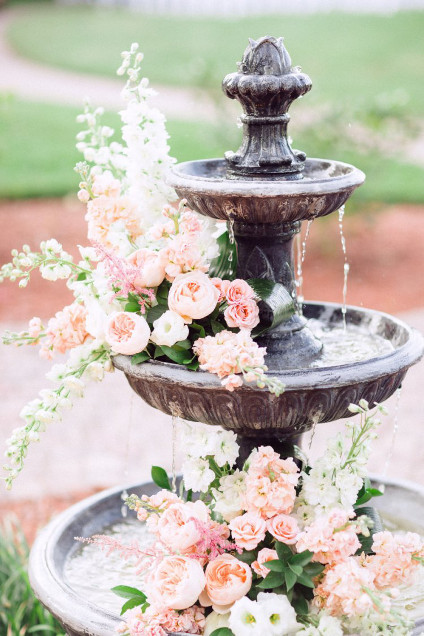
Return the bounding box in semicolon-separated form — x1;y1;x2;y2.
0;97;422;203
7;6;424;114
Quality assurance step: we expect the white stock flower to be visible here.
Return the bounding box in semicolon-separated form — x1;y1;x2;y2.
182;457;215;493
256;593;300;635
62;376;85;397
213;470;246;522
150;310;189;347
212;429;239;467
334;470;363;508
229;596;266;636
179;421;217;459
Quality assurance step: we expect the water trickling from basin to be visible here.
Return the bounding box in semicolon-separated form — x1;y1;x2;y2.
227;217;235;278
381;387;403;481
120;394;135;518
338;206;350;331
295;219;313;315
170;403;182;493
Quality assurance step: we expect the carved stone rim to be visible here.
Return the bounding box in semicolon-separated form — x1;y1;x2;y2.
167;158;365;197
113;302;424;391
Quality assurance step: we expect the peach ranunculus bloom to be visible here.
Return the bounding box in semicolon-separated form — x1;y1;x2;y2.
168;271;220;324
228;512;266;551
225;279;255;304
105;311;150;355
127;248;167;289
224;298;260;331
252;548;279;578
156;500;209;554
204;554;252;611
40;302;90;359
148;555;206;610
267;514;299;545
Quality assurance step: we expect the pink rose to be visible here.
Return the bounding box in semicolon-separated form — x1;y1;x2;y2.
229;512;267;550
105;311;150;355
168;272;219;324
225;279;255;304
252;548;278;578
267;514;299;545
211;278;231;302
127;248;167;289
157;501;209;553
148;555;206;610
224;299;260;331
205;554;252;610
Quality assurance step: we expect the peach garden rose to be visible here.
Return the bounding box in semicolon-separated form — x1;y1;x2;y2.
168;271;220;323
127;248;167;289
148;555;206;610
204;554;252;611
105;311;150;355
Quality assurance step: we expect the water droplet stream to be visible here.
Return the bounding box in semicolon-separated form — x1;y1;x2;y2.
338;206;350;331
295;219;313;315
120;394;135;517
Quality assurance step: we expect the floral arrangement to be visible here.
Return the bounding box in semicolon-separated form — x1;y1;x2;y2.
0;44;286;489
81;401;424;636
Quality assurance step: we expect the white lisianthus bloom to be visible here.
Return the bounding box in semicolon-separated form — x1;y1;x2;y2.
204;611;230;636
229;596;266;636
296;614;344;635
257;592;300;635
150;310;189;347
182;457;215;493
212;429;239;467
212;470;246;522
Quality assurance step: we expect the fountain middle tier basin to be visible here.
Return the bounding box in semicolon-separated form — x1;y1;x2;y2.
167;157;365;224
113;302;423;439
29;479;424;636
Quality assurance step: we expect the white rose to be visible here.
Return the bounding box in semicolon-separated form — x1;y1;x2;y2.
150;310;189;347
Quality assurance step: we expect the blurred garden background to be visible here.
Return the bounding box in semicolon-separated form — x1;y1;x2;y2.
0;2;423;628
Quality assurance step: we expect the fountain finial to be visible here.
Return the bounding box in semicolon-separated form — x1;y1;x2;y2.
223;36;312;180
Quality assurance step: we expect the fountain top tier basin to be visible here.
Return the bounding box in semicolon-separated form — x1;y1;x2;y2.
167;157;365;224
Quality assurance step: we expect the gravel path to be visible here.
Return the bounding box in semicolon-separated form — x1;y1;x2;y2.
0;7;216;120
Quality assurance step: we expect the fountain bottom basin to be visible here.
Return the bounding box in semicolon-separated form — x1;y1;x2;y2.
29;479;424;636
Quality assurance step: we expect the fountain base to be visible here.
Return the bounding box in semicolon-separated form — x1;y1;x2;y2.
29;478;424;636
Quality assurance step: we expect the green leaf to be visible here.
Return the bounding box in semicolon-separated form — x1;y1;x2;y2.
185;359;200;371
257;571;285;589
120;597;146;616
160;345;193;365
248;278;295;335
151;466;171;491
296;573;315;589
111;585;147;600
275;541;293;562
131;351;150;365
173;338;192;350
288;563;303;576
154;345;164;359
289;550;313;567
264;559;285;573
355;487;384;507
124;302;140;313
235;550;257;565
209;231;237;280
293;595;309;616
211;319;226;335
190;322;206;338
146;304;168;323
304;562;325;577
76;272;87;281
210;628;235;636
284;568;297;592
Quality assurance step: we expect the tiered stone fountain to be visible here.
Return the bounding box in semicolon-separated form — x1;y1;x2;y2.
29;37;424;635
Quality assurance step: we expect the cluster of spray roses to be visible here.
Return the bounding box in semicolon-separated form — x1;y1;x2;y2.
0;45;284;489
85;402;423;636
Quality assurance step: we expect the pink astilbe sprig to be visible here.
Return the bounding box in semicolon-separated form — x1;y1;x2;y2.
92;241;155;313
75;535;166;575
189;518;241;562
